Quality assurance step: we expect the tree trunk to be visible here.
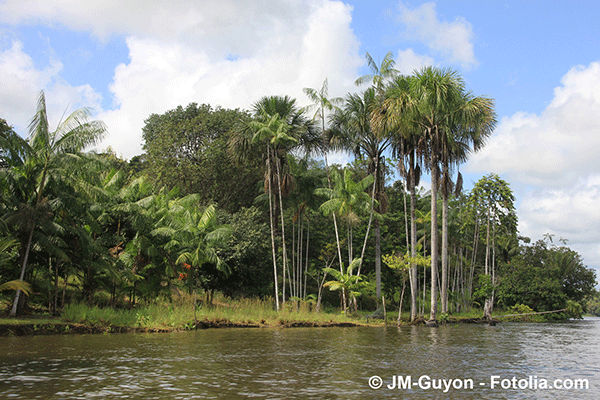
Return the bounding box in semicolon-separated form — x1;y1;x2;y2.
275;155;290;309
304;220;309;299
53;260;59;315
374;220;381;298
62;274;68;309
408;152;418;321
357;165;377;278
10;226;35;317
429;164;439;323
441;190;449;314
397;278;406;326
266;153;279;311
483;207;492;320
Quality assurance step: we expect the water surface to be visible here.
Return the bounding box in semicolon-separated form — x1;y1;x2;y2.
1;318;598;399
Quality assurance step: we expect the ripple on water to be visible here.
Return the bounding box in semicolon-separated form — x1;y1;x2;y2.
0;321;599;399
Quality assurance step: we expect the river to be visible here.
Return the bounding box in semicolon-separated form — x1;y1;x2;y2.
1;318;599;399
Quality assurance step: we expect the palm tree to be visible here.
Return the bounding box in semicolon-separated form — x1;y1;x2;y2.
375;74;424;321
323;258;365;316
153;202;231;318
317;168;374;266
355;51;400;94
229;95;320;310
353;52;399;301
5;91;107;316
302;78;344;136
438;93;496;314
316;167;374;312
287;156;325;300
407;67;495;324
302;79;345;277
378;67;495;324
329;88;390;297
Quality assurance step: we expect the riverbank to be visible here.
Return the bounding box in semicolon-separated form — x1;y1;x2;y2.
1;296;572;336
0;296;371;336
0;317;364;336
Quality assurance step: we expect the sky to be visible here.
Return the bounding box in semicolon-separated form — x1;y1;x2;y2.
1;0;600;279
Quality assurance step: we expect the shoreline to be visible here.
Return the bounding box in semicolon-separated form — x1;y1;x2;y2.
0;317;368;336
0;315;506;337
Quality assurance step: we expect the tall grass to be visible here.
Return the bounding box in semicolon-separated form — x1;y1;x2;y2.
60;293;360;330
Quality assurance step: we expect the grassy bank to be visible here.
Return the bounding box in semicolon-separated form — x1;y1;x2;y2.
2;294;573;336
1;294;369;335
60;296;366;330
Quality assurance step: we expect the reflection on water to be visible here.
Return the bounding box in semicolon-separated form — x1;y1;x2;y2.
1;318;599;399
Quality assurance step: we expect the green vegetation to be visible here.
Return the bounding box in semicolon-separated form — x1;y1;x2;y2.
585;292;600;316
1;59;597;332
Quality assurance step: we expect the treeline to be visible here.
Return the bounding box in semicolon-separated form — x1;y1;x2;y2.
1;55;597;322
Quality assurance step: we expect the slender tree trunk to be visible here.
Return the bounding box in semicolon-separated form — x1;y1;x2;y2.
422;225;427;316
409;152;418;321
297;218;302;299
325;154;346;314
469;217;479;304
275;155;289;309
374;221;381;297
429;164;439;324
441;190;449;314
357;165;377;278
397;278;406;326
53;260;59;315
267;153;279;311
347;224;352;266
304;220;309;299
291;219;296;299
10;226;35;317
62;274;68;309
483;207;492;320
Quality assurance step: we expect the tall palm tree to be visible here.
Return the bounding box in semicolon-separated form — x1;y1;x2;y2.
317;168;374;266
354;52;399;301
229;95;320;310
286;156;324;300
438;94;496;314
316;168;373;313
355;51;400;94
302;79;345;276
329;88;390;297
6;91;107;316
406;67;495;324
375;74;424;321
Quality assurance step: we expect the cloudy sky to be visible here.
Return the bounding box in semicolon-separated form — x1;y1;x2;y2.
1;0;600;278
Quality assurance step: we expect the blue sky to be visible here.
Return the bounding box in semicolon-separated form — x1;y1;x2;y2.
1;0;600;278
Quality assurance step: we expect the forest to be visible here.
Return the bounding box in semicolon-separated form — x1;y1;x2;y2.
1;56;597;324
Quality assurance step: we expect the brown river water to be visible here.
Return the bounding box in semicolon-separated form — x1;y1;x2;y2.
1;317;599;399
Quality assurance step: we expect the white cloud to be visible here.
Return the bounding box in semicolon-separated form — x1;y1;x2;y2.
0;38;103;136
0;0;311;58
96;0;362;158
466;61;600;269
395;48;434;75
396;2;477;70
0;40;59;129
468;62;600;187
0;1;362;158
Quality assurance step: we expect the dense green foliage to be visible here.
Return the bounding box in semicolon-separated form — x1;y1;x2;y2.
1;66;597;323
586;292;600;316
497;240;596;312
142;103;262;213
